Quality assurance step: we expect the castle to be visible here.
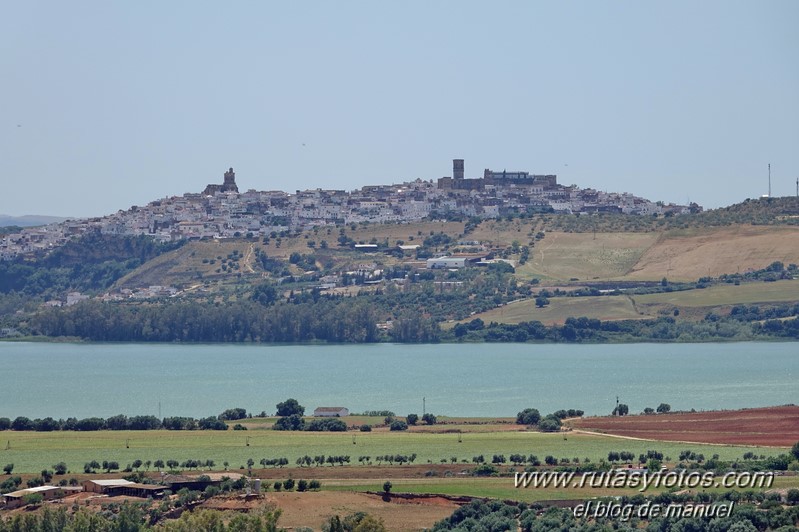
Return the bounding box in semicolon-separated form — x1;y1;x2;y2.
203;168;239;196
437;159;557;191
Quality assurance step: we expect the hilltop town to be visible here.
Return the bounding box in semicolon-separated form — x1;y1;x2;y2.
0;160;700;260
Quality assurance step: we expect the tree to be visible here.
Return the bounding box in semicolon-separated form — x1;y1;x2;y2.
538;417;561;432
326;515;344;532
613;403;629;416
198;417;228;430
535;296;549;308
353;514;387;532
790;440;799;461
421;413;437;425
219;408;247;421
250;283;280;307
75;417;105;431
516;408;541;425
105;414;128;431
53;462;67;475
656;403;671;414
11;416;33;431
406;414;419;426
383;481;392;495
389;420;408;431
2;463;12;475
22;493;44;506
273;414;305;431
33;417;60;432
467;318;485;331
276;398;305;417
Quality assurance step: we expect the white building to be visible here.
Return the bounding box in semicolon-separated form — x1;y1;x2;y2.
426;257;467;269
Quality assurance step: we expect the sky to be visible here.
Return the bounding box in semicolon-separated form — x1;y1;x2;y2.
2;1;798;218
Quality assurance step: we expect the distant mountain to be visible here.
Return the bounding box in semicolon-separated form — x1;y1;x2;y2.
0;214;70;228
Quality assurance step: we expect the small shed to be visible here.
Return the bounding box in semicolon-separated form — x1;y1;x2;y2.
313;407;349;417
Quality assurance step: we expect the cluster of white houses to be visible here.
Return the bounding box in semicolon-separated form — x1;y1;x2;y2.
0;161;700;260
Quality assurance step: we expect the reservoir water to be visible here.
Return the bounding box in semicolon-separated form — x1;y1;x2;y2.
0;342;795;419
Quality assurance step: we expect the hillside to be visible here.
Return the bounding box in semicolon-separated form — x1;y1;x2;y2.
113;217;799;289
0;214;69;228
3;198;799;343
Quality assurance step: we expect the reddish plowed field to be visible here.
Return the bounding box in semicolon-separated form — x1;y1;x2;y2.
570;405;799;447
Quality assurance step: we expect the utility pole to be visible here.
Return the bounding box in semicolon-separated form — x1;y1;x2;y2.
423;397;426;416
768;163;771;197
795;177;798;197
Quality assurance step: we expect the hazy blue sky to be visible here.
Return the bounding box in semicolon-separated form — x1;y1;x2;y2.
2;1;797;217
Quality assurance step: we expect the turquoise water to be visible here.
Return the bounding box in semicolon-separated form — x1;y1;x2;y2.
0;342;795;419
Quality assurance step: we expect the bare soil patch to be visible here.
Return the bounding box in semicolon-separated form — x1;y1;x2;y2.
570;405;799;447
268;490;458;531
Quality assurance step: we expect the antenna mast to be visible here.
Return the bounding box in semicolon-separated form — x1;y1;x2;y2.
768;163;771;197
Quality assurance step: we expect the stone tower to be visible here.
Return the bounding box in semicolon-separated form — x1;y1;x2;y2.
203;167;239;195
453;159;464;180
222;168;238;192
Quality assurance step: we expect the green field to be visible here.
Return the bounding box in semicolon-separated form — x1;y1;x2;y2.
0;427;783;474
450;279;799;327
451;295;644;326
634;279;799;307
324;475;799;502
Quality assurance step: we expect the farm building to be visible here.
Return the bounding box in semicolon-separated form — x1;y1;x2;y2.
82;479;135;494
313;407;349;417
2;485;80;509
105;483;167;498
426;257;467;269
